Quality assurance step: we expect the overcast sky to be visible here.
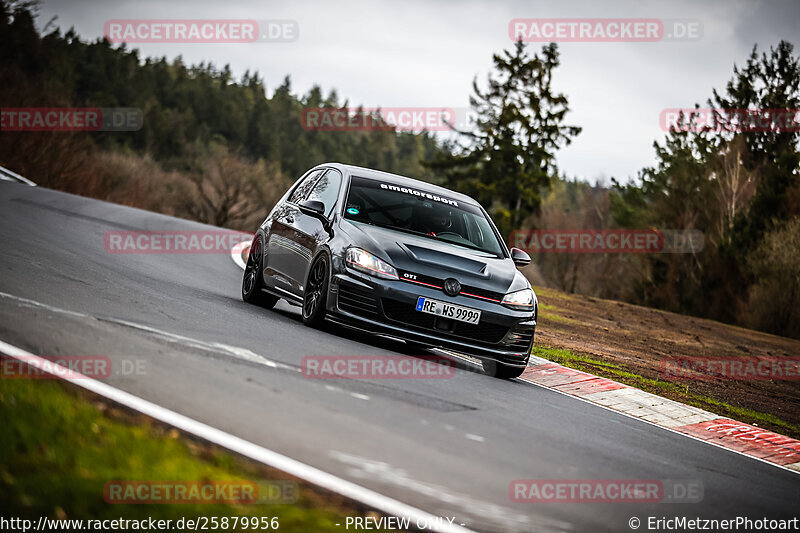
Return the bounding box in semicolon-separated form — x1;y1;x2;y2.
37;0;800;183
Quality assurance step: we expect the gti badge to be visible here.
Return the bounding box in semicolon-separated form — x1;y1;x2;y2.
443;278;461;297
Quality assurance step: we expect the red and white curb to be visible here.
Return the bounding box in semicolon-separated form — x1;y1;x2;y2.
520;357;800;473
228;243;800;475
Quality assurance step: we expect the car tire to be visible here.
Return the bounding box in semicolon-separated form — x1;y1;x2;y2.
242;235;279;309
482;359;525;379
302;253;329;327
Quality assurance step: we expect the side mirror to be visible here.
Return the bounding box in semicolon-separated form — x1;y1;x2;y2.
298;199;325;216
299;199;334;236
510;247;531;267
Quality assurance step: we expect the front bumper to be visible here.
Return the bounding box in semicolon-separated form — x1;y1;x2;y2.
326;269;536;367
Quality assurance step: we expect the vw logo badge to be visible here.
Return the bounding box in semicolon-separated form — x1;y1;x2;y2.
443;278;461;297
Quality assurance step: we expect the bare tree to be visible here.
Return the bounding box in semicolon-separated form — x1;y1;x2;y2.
710;137;758;245
177;143;289;230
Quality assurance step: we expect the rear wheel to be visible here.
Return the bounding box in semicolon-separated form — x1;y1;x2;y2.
302;254;329;327
242;236;279;309
482;359;525;379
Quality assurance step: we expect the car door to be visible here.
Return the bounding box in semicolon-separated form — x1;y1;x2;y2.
264;169;324;293
284;168;343;295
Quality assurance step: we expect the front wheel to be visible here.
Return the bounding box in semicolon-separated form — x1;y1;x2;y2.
302;254;329;327
242;236;279;309
482;359;525;379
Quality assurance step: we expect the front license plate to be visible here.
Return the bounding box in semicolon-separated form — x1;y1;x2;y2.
415;297;481;324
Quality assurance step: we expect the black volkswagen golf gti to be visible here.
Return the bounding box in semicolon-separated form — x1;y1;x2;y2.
242;163;537;379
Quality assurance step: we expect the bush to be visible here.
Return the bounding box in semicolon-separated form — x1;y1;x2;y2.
745;217;800;338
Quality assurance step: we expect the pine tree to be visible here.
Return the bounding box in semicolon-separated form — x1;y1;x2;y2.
426;41;581;238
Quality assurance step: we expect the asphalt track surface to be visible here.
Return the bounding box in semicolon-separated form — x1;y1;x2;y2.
0;181;797;532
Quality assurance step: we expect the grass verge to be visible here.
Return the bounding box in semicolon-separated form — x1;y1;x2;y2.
531;345;800;439
0;376;384;530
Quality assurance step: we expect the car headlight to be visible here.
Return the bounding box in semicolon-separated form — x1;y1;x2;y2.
345;247;398;280
502;288;535;311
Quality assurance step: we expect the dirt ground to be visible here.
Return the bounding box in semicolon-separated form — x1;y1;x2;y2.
533;285;800;438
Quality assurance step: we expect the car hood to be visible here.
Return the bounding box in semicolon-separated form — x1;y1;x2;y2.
337;219;528;294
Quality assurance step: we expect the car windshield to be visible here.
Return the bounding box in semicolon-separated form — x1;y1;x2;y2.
343;176;505;257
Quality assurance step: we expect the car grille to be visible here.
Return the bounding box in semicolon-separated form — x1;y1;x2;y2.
505;325;535;351
337;284;379;318
396;270;504;303
381;298;509;344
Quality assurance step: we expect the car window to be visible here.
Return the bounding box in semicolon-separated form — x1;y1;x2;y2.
289;169;324;204
343;176;504;256
305;169;342;217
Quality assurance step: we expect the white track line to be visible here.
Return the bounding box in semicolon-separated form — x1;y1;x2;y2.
0;291;290;371
0;165;37;186
0;339;474;533
231;240;250;270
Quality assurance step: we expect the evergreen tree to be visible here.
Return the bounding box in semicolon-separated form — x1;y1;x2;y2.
426;41;581;237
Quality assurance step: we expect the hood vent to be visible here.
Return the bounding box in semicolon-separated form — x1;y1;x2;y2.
402;243;489;277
